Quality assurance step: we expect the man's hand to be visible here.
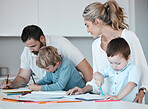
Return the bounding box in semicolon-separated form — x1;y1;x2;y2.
0;79;13;89
133;90;145;103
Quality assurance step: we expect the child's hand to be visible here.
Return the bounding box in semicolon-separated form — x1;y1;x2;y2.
28;84;42;91
105;95;119;100
94;72;104;88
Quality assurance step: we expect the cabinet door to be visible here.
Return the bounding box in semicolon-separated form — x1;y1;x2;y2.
0;0;38;36
38;0;91;37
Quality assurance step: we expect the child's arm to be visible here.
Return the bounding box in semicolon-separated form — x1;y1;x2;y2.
37;73;52;85
106;82;136;100
94;72;104;88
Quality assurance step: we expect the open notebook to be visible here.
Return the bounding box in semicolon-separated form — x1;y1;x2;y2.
20;91;104;101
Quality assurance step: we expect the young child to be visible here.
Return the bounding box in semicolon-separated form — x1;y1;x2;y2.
28;46;85;91
94;38;140;102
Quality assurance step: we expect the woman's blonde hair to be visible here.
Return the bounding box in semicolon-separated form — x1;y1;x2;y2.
83;0;129;30
36;46;62;68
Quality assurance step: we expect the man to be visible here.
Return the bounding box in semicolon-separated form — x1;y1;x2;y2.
0;25;93;88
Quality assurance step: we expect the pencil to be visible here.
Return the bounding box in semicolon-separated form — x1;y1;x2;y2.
57;100;82;103
21;84;29;87
100;87;104;96
5;74;9;89
95;100;120;102
2;98;18;103
31;73;36;84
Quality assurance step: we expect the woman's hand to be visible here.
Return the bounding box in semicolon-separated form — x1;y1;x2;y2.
28;84;42;91
133;89;145;103
66;86;85;95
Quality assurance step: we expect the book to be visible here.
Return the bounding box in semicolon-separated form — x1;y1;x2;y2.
65;93;104;101
1;87;31;95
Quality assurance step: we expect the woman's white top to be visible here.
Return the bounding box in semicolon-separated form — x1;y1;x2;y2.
87;29;148;93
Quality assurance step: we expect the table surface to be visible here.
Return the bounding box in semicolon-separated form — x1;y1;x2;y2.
0;100;148;109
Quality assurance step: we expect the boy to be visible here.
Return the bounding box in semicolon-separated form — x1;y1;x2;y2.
94;38;140;102
28;46;85;91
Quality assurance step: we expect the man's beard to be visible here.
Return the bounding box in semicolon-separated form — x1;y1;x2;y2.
32;42;44;55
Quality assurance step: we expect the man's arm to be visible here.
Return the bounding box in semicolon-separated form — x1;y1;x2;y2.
1;68;32;89
76;58;93;82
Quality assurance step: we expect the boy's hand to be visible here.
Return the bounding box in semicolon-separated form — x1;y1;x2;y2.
105;95;120;100
28;84;42;91
94;72;104;88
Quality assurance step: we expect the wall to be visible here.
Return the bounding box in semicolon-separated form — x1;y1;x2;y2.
0;37;94;77
135;0;148;104
135;0;148;62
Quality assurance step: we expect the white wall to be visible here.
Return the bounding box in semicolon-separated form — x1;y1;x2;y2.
0;37;94;77
135;0;148;62
135;0;148;104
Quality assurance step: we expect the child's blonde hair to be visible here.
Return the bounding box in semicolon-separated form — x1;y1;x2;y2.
36;46;62;68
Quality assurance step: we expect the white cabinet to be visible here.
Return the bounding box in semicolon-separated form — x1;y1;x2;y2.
38;0;129;37
38;0;91;37
0;0;38;36
0;0;92;37
0;0;129;37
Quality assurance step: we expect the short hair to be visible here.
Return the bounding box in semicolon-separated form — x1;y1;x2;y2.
36;46;62;68
21;25;45;42
106;38;130;60
83;0;129;30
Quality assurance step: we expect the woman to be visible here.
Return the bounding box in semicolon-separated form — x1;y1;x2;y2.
66;0;148;103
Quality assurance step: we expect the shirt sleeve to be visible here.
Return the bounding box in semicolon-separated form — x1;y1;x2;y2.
41;65;72;91
20;47;30;69
128;65;141;86
86;78;100;93
99;66;110;78
59;36;84;66
37;73;52;85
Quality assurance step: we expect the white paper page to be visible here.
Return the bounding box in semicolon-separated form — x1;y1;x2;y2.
65;93;104;101
20;91;66;100
31;91;66;95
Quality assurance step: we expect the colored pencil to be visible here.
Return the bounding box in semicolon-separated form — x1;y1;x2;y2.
100;87;104;96
21;84;29;87
31;73;36;84
95;100;120;102
5;74;9;89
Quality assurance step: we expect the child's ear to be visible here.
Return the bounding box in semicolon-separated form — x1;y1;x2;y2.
127;55;130;61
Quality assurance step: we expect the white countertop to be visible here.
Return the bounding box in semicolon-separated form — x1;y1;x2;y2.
0;100;148;109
